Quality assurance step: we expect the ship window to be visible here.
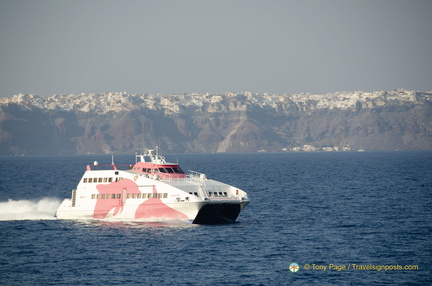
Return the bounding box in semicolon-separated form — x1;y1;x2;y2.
147;193;152;198
132;193;136;199
153;193;158;198
223;192;227;197
158;168;167;173
194;192;198;196
163;193;168;198
115;171;119;175
98;178;103;183
158;193;163;198
173;167;184;174
152;169;158;173
136;193;141;199
94;178;97;183
91;194;96;199
88;178;93;183
127;194;132;199
101;194;106;199
165;168;174;173
116;194;121;199
84;178;88;183
209;192;213;197
108;178;112;182
111;194;116;199
103;178;108;182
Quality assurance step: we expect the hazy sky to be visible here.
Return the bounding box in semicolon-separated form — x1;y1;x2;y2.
1;0;431;98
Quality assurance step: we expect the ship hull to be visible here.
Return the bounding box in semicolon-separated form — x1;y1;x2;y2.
56;198;248;224
193;203;242;224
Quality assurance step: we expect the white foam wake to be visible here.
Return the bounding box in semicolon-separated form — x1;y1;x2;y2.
0;198;61;221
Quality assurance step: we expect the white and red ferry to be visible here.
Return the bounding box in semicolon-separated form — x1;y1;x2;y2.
55;150;249;224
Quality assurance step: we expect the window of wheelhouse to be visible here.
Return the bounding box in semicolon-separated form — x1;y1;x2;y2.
172;167;184;174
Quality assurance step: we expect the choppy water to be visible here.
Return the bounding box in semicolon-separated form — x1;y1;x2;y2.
0;152;431;285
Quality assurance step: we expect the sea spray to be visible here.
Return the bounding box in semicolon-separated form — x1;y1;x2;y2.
0;198;61;221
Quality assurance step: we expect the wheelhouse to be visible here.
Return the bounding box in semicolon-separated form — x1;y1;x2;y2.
131;150;186;179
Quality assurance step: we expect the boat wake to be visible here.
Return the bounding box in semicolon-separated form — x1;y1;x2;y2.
0;198;61;221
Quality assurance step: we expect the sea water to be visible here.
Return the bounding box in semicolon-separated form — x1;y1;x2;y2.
0;152;431;285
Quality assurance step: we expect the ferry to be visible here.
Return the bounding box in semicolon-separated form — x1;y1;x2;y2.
55;150;249;224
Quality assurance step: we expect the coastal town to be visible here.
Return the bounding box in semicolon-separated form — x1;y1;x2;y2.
1;89;430;115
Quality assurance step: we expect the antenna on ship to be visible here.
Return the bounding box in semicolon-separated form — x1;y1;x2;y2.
111;155;115;165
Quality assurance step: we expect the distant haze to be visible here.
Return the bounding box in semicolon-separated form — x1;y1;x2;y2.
1;0;431;98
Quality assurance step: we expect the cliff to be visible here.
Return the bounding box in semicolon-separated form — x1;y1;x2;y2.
0;89;431;155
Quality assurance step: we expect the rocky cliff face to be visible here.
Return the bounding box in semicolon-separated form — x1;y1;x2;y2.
0;90;431;155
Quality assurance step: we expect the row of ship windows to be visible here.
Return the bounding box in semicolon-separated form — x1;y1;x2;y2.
91;193;169;199
83;177;123;183
133;167;184;174
208;192;229;197
187;192;228;197
90;192;228;200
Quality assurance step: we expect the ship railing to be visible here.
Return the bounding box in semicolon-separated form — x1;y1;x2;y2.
186;170;209;197
86;164;133;171
158;170;207;183
158;174;187;183
158;170;209;197
187;170;208;181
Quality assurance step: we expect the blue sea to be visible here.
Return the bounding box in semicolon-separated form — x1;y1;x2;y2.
0;152;431;285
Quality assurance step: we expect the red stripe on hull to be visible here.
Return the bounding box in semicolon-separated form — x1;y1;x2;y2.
135;186;188;220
